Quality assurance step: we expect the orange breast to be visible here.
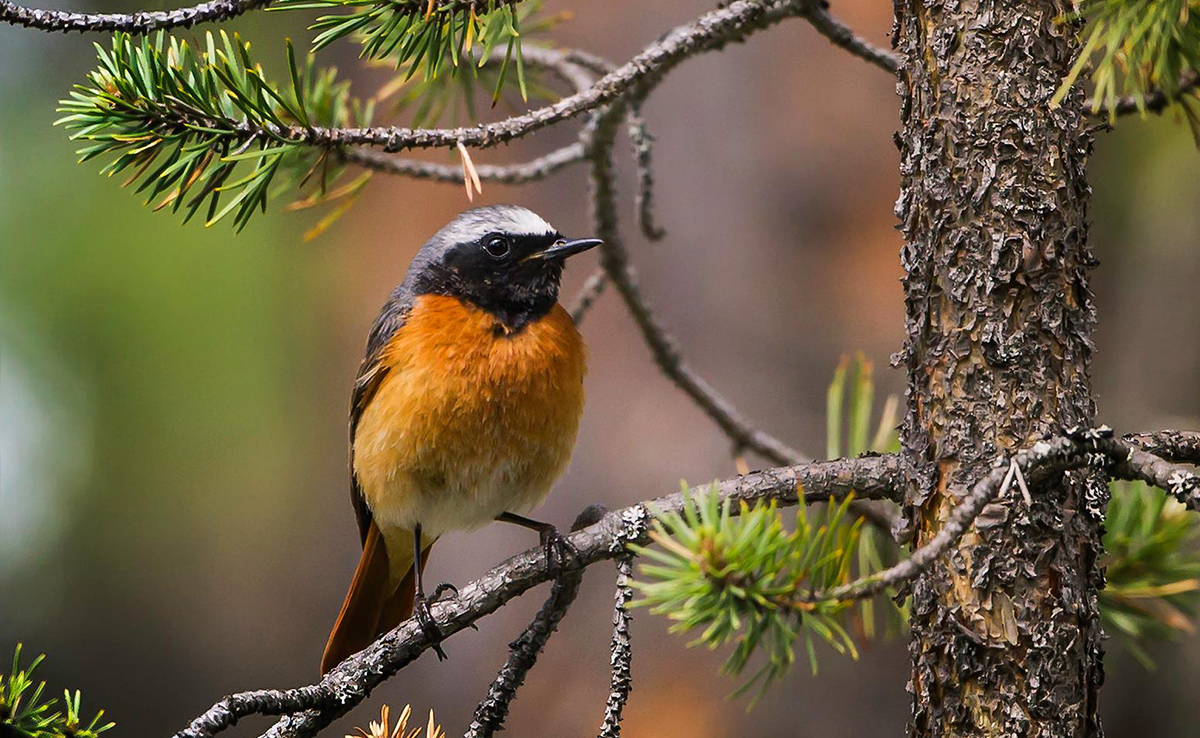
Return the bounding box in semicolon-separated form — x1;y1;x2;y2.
352;294;587;538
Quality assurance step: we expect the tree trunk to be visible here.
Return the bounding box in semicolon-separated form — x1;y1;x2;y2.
893;1;1105;735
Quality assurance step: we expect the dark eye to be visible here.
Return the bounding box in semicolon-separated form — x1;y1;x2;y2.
482;234;511;259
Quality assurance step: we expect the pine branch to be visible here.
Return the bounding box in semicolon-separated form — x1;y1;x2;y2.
633;428;1200;698
57;32;372;231
0;645;114;738
172;454;902;738
61;0;807;157
0;0;270;33
1058;0;1200;120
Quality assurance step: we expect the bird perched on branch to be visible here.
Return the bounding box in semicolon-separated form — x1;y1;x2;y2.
321;205;601;674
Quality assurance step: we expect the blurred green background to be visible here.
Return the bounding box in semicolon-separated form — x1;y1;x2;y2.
2;1;1198;736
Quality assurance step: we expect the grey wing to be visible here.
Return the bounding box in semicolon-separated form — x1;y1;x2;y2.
348;289;414;545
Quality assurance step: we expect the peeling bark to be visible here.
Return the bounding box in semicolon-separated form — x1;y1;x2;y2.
892;1;1104;735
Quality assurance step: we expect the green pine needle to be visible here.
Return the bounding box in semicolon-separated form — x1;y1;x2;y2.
56;31;372;231
273;0;535;103
630;489;863;704
1;645;114;738
1058;0;1200;127
1100;480;1200;667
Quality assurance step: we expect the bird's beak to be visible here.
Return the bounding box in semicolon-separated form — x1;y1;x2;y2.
524;237;603;262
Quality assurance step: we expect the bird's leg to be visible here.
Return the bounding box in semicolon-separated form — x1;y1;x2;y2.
412;524;449;661
495;511;581;575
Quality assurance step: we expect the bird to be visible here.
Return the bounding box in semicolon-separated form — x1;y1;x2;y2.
320;204;601;674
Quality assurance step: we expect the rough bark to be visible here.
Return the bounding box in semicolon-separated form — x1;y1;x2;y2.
893;1;1104;736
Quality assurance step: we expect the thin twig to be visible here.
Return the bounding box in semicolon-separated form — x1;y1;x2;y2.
0;0;270;32
342;144;585;185
627;98;666;241
597;557;634;738
464;568;584;738
170;454;901;738
569;268;609;325
803;2;899;74
583;102;810;468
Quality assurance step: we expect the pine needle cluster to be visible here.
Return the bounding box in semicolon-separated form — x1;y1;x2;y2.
56;31;370;231
0;645;113;738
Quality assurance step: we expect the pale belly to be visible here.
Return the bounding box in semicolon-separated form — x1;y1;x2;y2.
352;297;587;544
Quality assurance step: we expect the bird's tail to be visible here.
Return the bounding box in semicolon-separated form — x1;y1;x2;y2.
320;522;431;674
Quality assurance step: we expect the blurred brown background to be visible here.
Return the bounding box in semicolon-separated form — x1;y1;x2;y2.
2;1;1198;736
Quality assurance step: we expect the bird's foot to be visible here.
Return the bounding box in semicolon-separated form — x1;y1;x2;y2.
539;525;582;577
413;593;449;661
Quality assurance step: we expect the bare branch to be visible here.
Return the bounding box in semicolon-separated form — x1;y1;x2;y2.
627;100;667;242
583;102;811;469
168;454;901;738
0;0;269;32
804;2;899;74
583;95;900;537
464;568;584;738
596;557;634;738
342;144;585;185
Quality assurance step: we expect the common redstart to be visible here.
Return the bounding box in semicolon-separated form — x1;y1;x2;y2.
320;205;601;674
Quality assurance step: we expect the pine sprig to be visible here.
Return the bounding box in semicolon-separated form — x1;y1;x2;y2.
1058;0;1200;126
0;645;114;738
274;0;532;103
56;31;373;231
631;489;863;703
371;2;566;127
825;354;907;641
1100;480;1200;667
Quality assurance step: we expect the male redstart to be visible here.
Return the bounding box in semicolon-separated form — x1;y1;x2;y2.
320;205;601;674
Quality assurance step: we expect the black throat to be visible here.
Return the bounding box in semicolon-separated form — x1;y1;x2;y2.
411;263;561;335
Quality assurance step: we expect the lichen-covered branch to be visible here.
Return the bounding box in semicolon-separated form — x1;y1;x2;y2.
168;454;900;738
596;557;634;738
1124;429;1200;465
464;568;584;738
0;0;269;32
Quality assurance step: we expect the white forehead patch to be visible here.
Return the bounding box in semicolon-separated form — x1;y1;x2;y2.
437;205;557;245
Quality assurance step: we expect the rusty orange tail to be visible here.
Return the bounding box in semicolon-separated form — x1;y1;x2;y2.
320;523;429;674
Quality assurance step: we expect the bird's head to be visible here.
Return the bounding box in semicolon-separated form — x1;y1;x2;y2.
404;205;602;329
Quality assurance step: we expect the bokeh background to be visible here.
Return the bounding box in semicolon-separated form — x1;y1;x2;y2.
2;1;1199;736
